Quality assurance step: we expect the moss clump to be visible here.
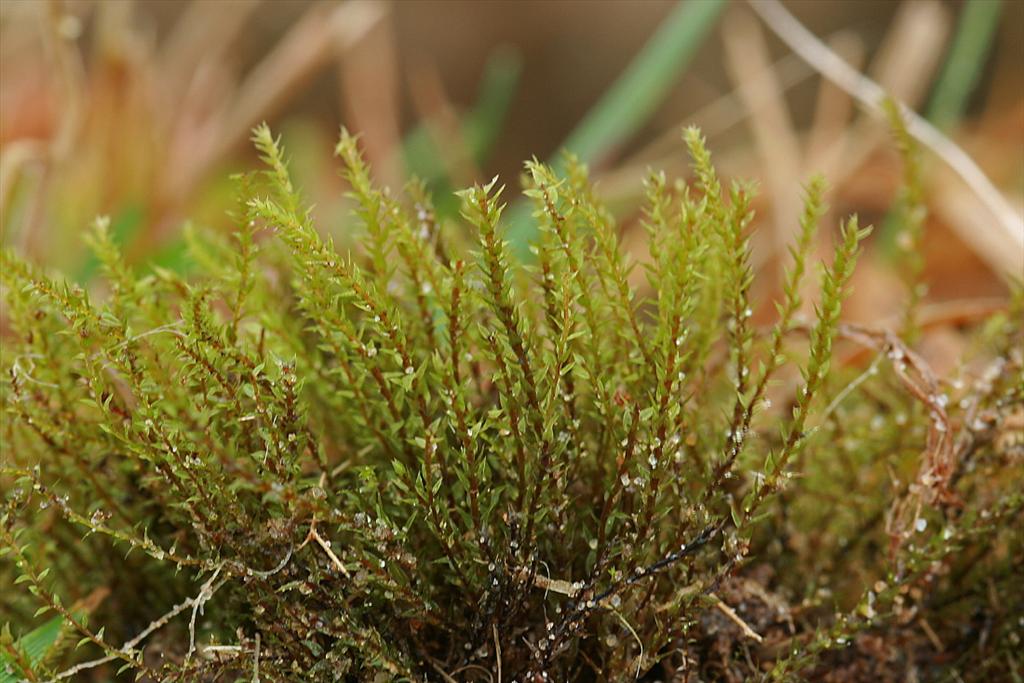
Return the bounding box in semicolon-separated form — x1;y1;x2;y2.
1;125;1021;682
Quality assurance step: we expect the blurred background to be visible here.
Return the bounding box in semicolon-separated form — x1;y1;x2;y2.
1;0;1021;349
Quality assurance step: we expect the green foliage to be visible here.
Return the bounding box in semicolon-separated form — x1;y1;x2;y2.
1;125;1021;682
927;0;1004;131
559;0;726;165
1;615;65;682
884;99;928;342
504;0;726;257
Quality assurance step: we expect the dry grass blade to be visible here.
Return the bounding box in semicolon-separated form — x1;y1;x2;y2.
596;51;812;206
869;1;951;109
748;0;1023;274
158;0;260;97
407;60;482;188
213;2;388;171
338;10;403;188
804;32;863;175
793;0;949;199
723;8;802;266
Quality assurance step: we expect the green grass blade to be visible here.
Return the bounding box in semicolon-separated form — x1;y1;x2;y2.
506;0;725;260
559;0;725;166
464;46;524;164
402;48;523;185
926;0;1002;130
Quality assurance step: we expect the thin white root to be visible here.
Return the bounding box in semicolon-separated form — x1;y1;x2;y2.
186;564;226;665
46;568;228;682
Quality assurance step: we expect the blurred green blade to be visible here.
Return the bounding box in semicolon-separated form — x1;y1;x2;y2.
560;0;726;166
926;0;1002;131
464;46;524;164
506;0;725;259
403;48;523;185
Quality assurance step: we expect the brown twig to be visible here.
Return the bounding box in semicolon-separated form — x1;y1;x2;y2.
300;518;350;578
711;593;764;643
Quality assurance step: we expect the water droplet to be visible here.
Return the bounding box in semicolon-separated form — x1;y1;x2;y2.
915;518;928;533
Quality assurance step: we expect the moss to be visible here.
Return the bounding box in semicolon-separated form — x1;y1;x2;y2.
1;126;1021;682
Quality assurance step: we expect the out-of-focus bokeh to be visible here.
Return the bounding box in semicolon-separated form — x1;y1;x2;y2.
1;0;1021;339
